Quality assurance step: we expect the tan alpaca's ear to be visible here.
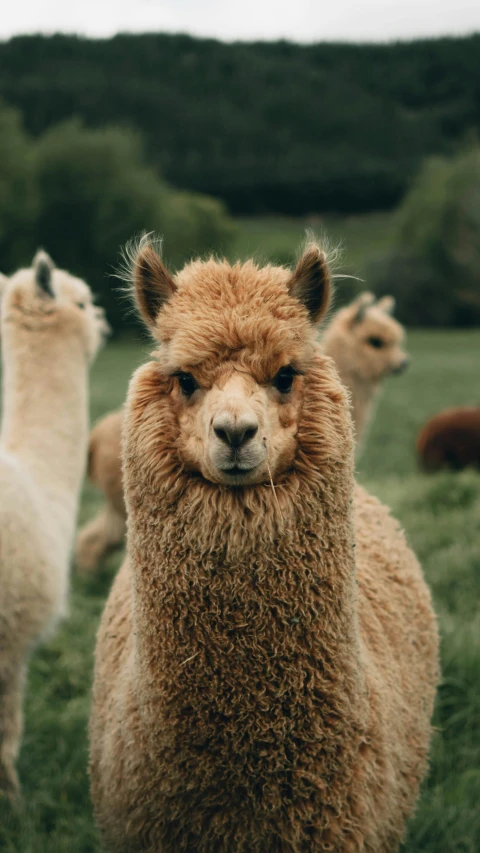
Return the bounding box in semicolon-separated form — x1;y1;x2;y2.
376;295;396;316
287;245;331;324
133;243;176;328
351;291;375;324
33;249;55;299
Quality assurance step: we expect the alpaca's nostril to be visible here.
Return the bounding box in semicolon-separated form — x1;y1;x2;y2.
214;426;230;446
243;426;258;444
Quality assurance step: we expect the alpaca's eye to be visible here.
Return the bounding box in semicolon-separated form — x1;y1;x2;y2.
273;366;297;394
176;372;198;397
76;301;86;310
367;336;384;349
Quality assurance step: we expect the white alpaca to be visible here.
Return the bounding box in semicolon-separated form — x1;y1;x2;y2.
322;292;409;447
0;251;107;797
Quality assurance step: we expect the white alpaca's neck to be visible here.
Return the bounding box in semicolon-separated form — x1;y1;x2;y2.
0;326;89;547
348;374;379;439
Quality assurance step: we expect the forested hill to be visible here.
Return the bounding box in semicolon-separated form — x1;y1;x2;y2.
1;32;479;214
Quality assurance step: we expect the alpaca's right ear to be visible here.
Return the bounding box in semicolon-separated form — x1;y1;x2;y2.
376;295;396;315
132;242;176;328
351;291;375;324
287;244;331;324
33;250;55;299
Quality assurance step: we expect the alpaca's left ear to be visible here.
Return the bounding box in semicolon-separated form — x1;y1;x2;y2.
288;245;331;324
376;295;396;315
351;291;375;324
33;250;55;299
132;240;177;330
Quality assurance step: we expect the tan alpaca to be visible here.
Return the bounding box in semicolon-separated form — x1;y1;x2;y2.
0;251;107;797
89;239;439;853
322;292;408;445
75;409;126;573
75;293;407;572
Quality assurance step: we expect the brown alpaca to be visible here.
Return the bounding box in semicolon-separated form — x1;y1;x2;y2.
89;239;438;853
75;293;408;572
417;406;480;471
322;292;409;446
75;409;125;573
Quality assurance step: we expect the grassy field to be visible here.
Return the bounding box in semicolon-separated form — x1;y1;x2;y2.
1;216;479;851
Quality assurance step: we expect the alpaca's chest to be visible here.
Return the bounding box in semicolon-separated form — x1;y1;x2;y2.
133;562;362;819
129;619;364;853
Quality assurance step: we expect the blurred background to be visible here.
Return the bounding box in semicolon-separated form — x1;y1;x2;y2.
1;3;480;853
1;2;480;331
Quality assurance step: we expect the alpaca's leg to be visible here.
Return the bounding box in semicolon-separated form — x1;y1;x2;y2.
75;503;126;574
0;660;26;800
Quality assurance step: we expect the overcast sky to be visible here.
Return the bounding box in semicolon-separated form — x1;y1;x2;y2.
0;0;479;43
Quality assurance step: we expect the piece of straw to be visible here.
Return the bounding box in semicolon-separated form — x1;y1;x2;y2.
179;651;200;668
264;438;283;520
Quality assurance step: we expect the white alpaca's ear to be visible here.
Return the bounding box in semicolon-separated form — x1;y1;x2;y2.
133;242;176;328
376;295;396;315
0;272;8;294
287;244;330;324
351;291;375;324
33;249;55;299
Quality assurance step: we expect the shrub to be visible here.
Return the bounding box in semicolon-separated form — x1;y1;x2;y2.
34;120;236;330
370;147;480;326
165;190;237;266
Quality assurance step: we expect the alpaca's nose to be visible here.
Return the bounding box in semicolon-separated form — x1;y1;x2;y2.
392;357;410;375
213;414;259;449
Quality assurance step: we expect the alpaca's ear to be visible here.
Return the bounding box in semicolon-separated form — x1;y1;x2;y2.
287;245;330;324
0;273;8;294
33;249;55;299
133;242;176;328
376;295;396;316
351;291;375;324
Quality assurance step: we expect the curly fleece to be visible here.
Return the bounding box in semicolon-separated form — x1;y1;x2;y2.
89;256;439;853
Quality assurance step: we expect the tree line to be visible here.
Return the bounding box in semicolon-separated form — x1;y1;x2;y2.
0;32;479;215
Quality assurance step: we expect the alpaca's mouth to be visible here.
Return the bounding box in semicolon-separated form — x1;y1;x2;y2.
215;461;266;485
220;465;256;475
219;463;261;476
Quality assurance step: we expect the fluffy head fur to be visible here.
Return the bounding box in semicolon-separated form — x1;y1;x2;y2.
89;241;438;852
1;250;108;362
129;239;330;488
322;292;408;445
0;251;107;796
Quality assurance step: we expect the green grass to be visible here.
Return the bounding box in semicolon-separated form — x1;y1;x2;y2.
1;219;480;850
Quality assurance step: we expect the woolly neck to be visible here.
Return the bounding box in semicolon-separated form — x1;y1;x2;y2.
124;357;364;746
0;318;89;498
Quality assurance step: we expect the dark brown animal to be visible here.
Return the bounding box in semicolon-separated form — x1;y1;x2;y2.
417;407;480;472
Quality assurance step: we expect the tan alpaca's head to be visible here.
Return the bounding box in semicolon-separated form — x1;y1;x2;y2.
130;238;333;487
0;250;109;360
326;292;408;384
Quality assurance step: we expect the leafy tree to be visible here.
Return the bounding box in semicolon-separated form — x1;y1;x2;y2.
34;119;235;329
371;147;480;326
